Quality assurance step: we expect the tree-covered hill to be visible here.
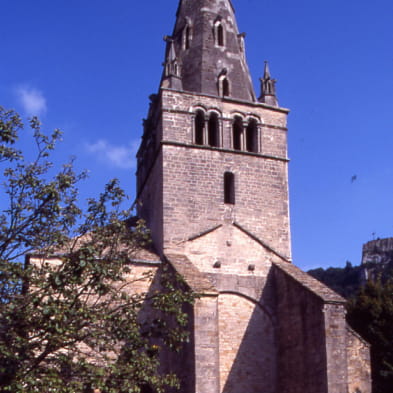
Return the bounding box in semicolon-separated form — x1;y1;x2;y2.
307;262;363;298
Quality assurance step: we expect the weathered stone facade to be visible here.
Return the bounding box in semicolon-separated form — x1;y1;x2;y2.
135;0;371;392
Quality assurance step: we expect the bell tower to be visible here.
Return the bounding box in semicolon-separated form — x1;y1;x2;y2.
135;2;371;393
136;0;291;266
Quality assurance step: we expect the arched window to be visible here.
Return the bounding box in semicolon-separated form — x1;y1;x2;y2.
222;78;229;96
214;20;225;47
184;25;191;50
208;112;220;147
217;24;224;46
224;172;235;204
194;110;205;145
246;119;258;153
218;75;230;97
233;116;243;150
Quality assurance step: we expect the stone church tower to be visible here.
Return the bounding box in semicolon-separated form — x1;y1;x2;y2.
136;1;371;392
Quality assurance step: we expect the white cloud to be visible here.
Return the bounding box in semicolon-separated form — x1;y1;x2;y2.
15;86;47;117
86;139;138;170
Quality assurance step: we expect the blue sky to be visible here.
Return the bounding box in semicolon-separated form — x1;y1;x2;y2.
1;0;392;270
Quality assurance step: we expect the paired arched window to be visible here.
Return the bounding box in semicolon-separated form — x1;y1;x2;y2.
194;110;259;152
194;110;221;147
232;117;260;153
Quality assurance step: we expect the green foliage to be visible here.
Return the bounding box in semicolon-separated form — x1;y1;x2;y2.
0;107;194;392
347;279;393;393
0;107;23;162
308;261;362;298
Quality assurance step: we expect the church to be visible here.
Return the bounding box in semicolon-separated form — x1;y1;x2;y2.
134;0;371;392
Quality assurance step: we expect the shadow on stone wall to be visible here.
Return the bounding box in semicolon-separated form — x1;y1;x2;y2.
220;265;331;393
220;269;277;393
273;265;328;393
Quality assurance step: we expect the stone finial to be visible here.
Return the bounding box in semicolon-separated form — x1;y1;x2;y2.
258;61;278;107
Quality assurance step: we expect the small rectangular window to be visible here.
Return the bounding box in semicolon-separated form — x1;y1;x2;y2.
224;172;235;204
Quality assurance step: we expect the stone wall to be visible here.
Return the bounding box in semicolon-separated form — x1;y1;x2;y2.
274;264;328;393
346;328;372;393
183;223;279;276
218;292;276;393
160;89;288;151
161;144;289;255
137;89;290;259
323;303;349;392
272;261;371;393
163;254;372;393
146;89;290;258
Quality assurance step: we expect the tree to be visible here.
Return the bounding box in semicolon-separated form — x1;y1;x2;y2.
0;107;194;393
347;278;393;393
307;261;362;298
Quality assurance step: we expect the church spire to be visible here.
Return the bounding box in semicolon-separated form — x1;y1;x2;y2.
160;0;256;102
258;61;278;107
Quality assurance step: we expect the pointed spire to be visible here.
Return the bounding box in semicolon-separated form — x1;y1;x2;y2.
264;61;272;80
258;61;278;107
167;38;177;63
160;0;256;102
161;36;183;90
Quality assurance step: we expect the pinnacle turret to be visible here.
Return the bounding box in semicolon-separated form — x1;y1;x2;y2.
258;61;278;107
160;0;256;102
162;37;183;90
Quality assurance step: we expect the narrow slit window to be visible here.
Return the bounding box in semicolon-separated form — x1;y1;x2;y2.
194;110;205;145
217;24;224;46
246;119;258;153
208;112;220;147
224;172;235;204
222;78;229;96
233;116;243;150
218;71;230;97
184;25;191;49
